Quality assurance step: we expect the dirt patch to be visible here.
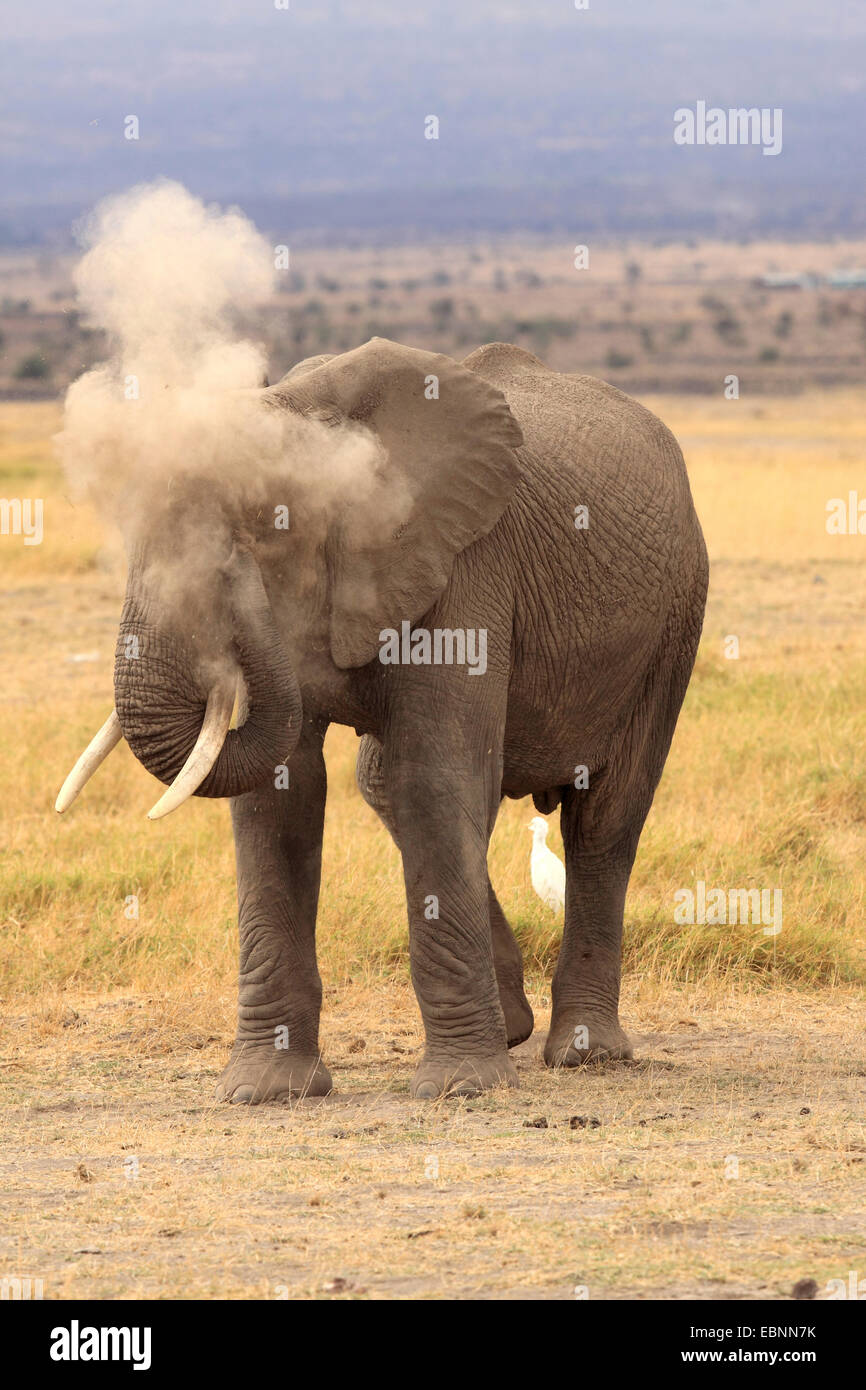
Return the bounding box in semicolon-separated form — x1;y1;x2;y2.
1;982;864;1300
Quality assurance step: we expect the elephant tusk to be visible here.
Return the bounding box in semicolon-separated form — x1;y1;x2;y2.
146;682;236;821
55;710;123;813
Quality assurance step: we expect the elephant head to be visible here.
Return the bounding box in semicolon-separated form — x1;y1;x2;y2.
56;338;522;818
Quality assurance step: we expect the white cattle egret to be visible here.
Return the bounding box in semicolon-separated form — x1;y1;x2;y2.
528;816;566;913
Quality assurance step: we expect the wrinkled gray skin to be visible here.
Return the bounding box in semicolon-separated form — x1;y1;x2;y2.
113;338;707;1101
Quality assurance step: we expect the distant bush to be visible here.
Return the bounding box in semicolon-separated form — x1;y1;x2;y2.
429;297;455;320
276;272;306;294
759;345;781;362
15;353;49;379
774;310;794;339
514;316;576;342
605;348;633;369
311;322;334;350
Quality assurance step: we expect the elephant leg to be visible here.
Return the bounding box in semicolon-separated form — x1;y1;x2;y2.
543;794;638;1068
545;626;700;1068
216;721;332;1103
380;710;517;1098
488;882;534;1047
357;734;533;1049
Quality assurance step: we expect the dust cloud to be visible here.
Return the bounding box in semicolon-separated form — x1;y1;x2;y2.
55;181;391;606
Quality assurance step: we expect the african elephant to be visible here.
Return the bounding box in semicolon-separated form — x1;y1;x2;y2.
57;338;707;1101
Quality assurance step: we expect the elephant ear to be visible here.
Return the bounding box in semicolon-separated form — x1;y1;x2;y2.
280;352;335;383
269;337;523;669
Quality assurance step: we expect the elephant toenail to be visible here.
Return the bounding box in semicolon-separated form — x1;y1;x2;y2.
230;1085;255;1104
414;1082;439;1099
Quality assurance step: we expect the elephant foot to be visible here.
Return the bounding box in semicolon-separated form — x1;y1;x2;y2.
544;1011;633;1068
502;989;534;1049
411;1051;519;1100
215;1043;333;1104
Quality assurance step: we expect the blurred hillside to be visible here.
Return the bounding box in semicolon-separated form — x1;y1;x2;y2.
3;0;866;245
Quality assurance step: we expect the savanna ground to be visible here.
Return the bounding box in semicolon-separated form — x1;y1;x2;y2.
1;388;866;1299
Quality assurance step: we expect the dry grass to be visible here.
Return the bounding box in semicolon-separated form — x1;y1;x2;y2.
1;391;865;1298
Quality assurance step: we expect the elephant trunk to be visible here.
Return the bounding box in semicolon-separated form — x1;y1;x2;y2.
114;545;302;808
